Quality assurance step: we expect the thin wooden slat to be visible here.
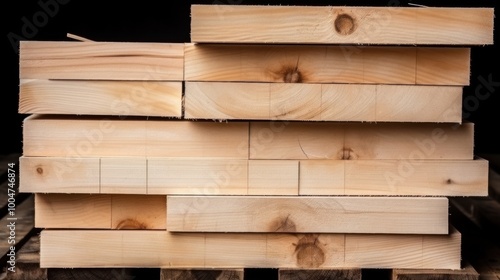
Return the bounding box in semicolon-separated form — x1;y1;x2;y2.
22;115;249;159
20;156;487;196
19;80;183;117
392;264;479;280
161;269;244;280
190;5;494;45
20;41;184;80
185;82;462;122
40;229;461;269
166;196;448;234
250;122;474;160
184;44;470;85
34;194;166;229
279;269;362;280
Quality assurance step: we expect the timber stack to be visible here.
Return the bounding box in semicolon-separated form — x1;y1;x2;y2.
17;4;494;279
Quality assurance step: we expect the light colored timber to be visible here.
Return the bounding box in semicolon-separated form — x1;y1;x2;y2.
184;44;470;85
20;41;184;80
392;263;479;280
22;115;249;158
167;196;448;234
20;156;488;196
40;229;461;269
186;82;462;122
249;122;474;160
191;5;494;45
299;158;488;196
34;194;166;229
345;228;461;269
22;115;472;159
19;80;182;117
148;158;248;195
248;160;299;195
279;269;361;280
160;269;244;280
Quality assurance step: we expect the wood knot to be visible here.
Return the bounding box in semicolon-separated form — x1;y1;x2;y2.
36;167;43;175
115;218;147;230
334;14;356;35
283;68;302;83
446;178;454;184
294;234;325;268
271;214;297;232
340;148;354;160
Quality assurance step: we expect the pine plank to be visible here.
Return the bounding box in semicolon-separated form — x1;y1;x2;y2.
249;122;474;160
342;158;488;196
184;44;470;85
35;194;112;229
186;82;462;122
19;156;100;193
22;115;249;158
344;227;461;269
166;196;448;234
161;269;244;280
20;156;487;196
34;194;166;229
279;269;361;280
190;5;494;45
392;264;478;280
39;229;461;269
148;158;248;195
19;79;182;117
20;41;184;80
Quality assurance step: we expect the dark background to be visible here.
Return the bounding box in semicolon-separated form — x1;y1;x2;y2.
3;0;499;157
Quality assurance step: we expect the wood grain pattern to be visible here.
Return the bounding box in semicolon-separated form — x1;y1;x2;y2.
185;82;462;122
20;41;184;80
22;115;249;158
19;80;182;117
279;269;361;280
20;156;488;196
249;122;474;160
191;5;494;45
40;229;461;269
161;269;244;280
184;44;470;85
34;194;165;229
167;196;449;234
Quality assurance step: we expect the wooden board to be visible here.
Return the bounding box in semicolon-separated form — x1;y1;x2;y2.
184;44;470;85
185;82;462;122
22;115;249;158
249;122;474;160
19;80;182;117
34;194;166;229
392;263;479;280
161;269;244;280
20;156;488;196
23;115;473;160
20;41;184;80
39;229;461;269
167;196;449;234
279;269;361;280
191;5;494;45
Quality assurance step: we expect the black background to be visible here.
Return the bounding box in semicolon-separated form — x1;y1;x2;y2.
3;0;499;157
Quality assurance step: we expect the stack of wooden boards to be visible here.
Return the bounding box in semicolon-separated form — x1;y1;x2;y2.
18;4;494;277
